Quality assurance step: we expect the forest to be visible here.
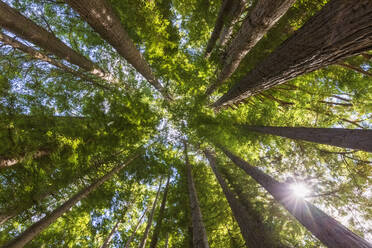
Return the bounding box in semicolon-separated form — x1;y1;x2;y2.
0;0;371;247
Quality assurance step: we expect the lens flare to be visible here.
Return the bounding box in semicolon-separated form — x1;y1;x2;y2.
290;183;311;198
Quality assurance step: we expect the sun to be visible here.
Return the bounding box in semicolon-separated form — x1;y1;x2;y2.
290;183;311;198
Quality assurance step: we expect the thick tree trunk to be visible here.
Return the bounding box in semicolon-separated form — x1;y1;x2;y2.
183;141;210;248
2;154;139;248
218;145;372;248
0;149;50;168
124;206;149;248
138;180;163;248
0;31;109;89
213;0;372;108
207;0;295;95
64;0;171;101
245;126;372;153
100;219;121;248
149;176;171;248
204;149;284;248
0;1;107;80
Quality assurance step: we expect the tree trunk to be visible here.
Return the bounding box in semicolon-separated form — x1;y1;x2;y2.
213;0;372;108
2;154;139;248
64;0;171;101
149;176;171;248
164;233;169;248
124;206;149;248
204;149;284;248
138;180;163;248
218;145;372;248
0;31;109;90
0;1;108;80
183;141;210;248
245;126;372;153
207;0;295;95
100;219;121;248
337;62;372;77
0;149;50;169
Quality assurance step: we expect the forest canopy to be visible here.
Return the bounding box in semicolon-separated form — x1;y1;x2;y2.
0;0;371;247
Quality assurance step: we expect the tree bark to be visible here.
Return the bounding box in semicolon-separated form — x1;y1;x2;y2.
149;176;171;248
213;0;372;108
207;0;295;95
0;31;110;90
164;233;169;248
0;149;50;168
124;206;149;248
2;154;139;248
0;1;108;80
64;0;171;101
138;180;163;248
183;141;210;248
204;149;284;248
100;219;121;248
218;145;372;248
244;126;372;153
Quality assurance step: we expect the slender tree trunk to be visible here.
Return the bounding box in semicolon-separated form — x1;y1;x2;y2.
204;149;284;248
244;126;372;153
149;176;171;248
183;141;210;248
64;0;171;101
217;145;372;248
0;149;50;169
0;1;108;80
213;0;372;108
0;31;109;90
2;154;139;248
100;219;121;248
138;180;163;248
207;0;295;95
164;233;169;248
337;62;372;77
124;206;149;248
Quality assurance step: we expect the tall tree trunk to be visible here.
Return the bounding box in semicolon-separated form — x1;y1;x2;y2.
0;1;108;80
204;149;284;248
0;149;50;168
100;219;121;248
217;145;372;248
64;0;171;101
2;154;139;248
149;176;171;248
164;233;169;248
207;0;295;95
183;141;210;248
138;180;163;248
0;31;109;90
213;0;372;108
244;126;372;153
124;206;149;248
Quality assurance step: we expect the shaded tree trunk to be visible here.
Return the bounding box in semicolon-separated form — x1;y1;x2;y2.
0;1;108;80
149;176;171;248
207;0;295;95
204;149;284;248
0;31;110;90
218;145;372;248
100;219;121;248
124;206;149;248
64;0;171;100
183;141;210;248
213;0;372;108
2;154;139;248
138;180;163;248
244;126;372;153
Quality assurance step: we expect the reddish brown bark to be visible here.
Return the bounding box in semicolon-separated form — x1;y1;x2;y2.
213;0;372;108
218;145;372;248
207;0;295;95
2;154;139;248
245;126;372;153
64;0;171;100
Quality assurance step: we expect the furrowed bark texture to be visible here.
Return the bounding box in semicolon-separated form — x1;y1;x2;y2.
204;149;283;248
0;1;106;79
124;206;149;248
138;181;162;248
149;176;171;248
246;126;372;152
2;154;139;248
64;0;171;100
218;145;372;248
207;0;295;95
213;0;372;108
184;142;210;248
